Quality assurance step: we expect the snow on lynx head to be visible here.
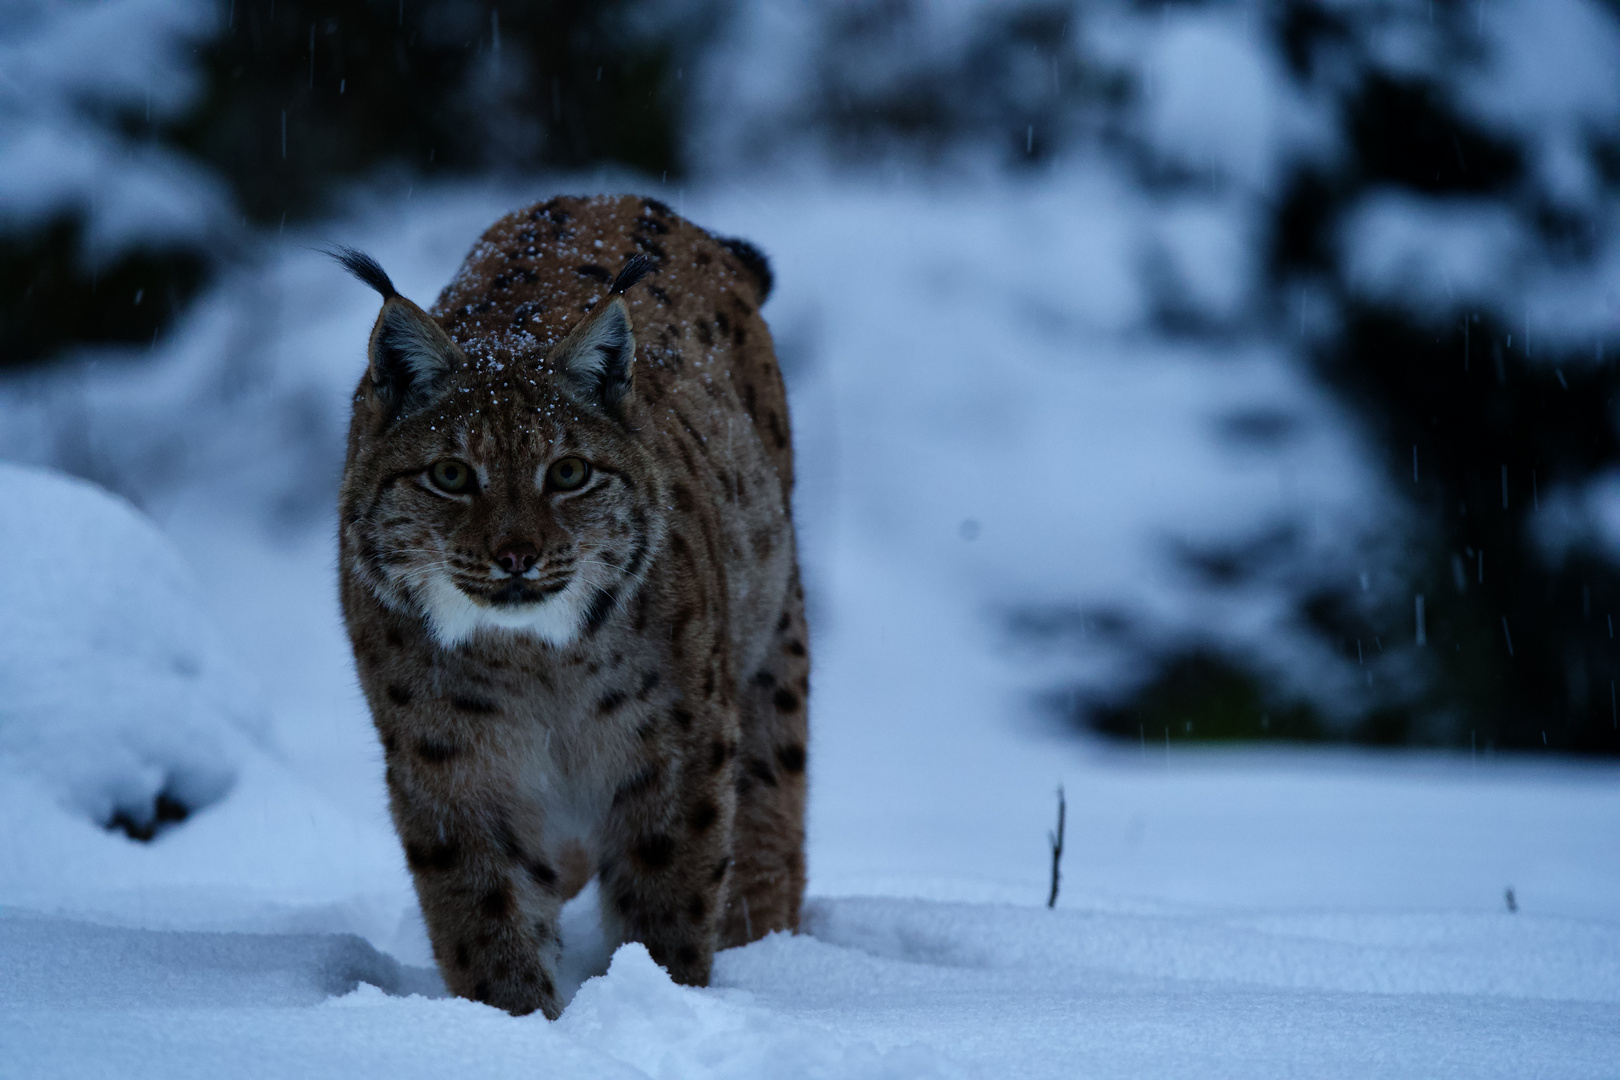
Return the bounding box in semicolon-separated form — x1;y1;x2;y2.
335;248;665;647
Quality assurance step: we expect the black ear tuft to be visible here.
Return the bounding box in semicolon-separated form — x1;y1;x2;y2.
717;236;773;304
328;246;398;299
609;253;655;296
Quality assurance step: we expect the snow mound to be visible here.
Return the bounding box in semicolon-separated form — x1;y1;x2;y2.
0;463;265;839
557;941;959;1079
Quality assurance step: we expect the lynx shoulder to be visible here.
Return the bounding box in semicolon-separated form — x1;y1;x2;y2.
334;194;807;1018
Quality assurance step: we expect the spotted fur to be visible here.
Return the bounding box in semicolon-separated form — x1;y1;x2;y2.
337;195;807;1018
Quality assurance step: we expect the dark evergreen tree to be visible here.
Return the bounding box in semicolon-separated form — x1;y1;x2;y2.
1;0;714;368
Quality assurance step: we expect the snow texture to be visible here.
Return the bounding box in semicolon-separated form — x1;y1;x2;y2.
1137;10;1286;190
0;463;264;839
0;0;230;261
1340;193;1527;313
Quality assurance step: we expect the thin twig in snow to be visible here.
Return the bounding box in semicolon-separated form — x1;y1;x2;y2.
1047;785;1066;909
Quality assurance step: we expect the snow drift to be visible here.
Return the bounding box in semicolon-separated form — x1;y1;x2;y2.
0;462;265;839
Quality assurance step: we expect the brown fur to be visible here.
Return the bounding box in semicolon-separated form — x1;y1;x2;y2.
337;195;807;1018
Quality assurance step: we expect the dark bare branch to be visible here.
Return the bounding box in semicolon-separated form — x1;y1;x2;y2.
1047;784;1066;909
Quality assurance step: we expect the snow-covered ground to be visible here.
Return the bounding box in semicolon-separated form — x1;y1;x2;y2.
3;179;1618;1077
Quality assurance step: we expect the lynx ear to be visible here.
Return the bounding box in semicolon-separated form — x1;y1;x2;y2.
329;247;461;419
552;296;635;416
550;253;652;416
367;298;462;417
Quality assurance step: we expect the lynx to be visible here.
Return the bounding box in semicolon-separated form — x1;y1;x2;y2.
333;195;808;1019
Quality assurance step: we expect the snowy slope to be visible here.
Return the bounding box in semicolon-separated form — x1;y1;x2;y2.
4;749;1617;1079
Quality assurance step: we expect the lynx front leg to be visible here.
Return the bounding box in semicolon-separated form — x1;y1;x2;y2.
388;769;566;1017
598;718;740;986
722;578;810;947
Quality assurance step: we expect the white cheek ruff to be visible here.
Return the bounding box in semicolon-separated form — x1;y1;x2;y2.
419;571;587;648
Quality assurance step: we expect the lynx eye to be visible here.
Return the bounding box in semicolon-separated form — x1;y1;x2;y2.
428;459;474;494
546;456;591;492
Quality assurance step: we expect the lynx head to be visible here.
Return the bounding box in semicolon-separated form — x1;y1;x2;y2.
334;248;664;648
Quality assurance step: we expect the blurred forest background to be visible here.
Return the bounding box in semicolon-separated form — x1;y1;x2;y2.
4;0;1620;757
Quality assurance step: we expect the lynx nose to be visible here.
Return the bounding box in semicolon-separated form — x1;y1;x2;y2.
494;541;539;576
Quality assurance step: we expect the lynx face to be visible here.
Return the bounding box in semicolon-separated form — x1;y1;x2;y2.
352;383;664;648
341;254;665;648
